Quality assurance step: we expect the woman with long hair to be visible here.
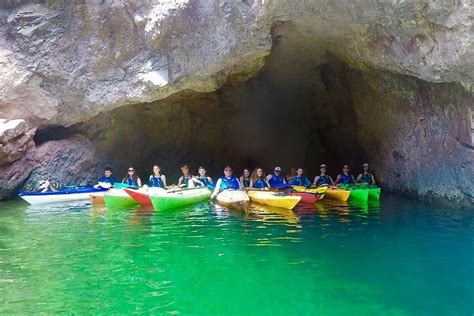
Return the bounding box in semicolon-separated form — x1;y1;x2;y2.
149;164;167;188
249;167;270;189
240;168;251;188
122;167;142;187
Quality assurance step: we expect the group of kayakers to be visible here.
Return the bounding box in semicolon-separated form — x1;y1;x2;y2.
97;163;376;198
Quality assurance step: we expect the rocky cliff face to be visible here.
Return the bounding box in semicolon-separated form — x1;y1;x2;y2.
0;0;472;206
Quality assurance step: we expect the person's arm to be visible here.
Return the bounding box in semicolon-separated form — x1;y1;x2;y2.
305;177;311;186
137;177;142;187
329;176;335;186
178;176;183;186
266;174;272;181
371;174;376;185
208;177;213;184
249;180;254;188
122;178;127;184
356;174;362;183
313;176;319;186
161;175;167;187
265;179;270;190
238;179;243;189
211;179;222;198
239;176;244;188
335;175;341;185
351;175;356;184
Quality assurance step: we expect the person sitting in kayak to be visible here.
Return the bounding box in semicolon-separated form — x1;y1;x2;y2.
239;168;251;188
149;165;167;188
356;163;376;185
122;167;142;187
313;164;335;186
250;167;270;189
194;166;214;188
178;165;192;187
266;166;287;188
211;165;242;198
98;167;117;185
289;168;312;186
335;164;356;186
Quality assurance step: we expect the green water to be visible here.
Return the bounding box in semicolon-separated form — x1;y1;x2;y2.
0;195;472;315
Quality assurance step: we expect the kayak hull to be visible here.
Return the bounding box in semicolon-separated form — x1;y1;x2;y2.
124;188;153;206
89;193;105;206
290;192;321;204
150;188;211;211
216;190;250;211
247;190;301;210
368;187;381;200
19;187;108;205
104;189;140;208
348;188;369;202
325;188;351;202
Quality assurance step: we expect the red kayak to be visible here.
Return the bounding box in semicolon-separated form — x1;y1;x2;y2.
290;192;322;204
124;188;152;206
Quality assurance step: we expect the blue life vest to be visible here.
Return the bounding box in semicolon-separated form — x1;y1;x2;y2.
149;175;165;188
123;177;138;186
242;178;250;188
181;176;191;186
289;176;311;186
98;176;117;185
220;176;240;190
268;172;285;187
359;173;373;184
197;176;214;189
316;175;332;186
338;173;354;184
252;178;268;189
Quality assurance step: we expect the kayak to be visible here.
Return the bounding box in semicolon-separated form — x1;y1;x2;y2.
150;187;211;211
124;187;168;206
339;184;369;202
216;190;250;211
246;203;299;223
247;190;301;210
324;188;351;201
368;186;381;200
89;192;105;206
19;187;109;205
290;186;328;203
103;189;140;208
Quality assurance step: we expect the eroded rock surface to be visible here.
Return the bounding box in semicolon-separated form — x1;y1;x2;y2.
0;0;473;206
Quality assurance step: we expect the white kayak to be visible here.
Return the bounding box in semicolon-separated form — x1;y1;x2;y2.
19;187;109;205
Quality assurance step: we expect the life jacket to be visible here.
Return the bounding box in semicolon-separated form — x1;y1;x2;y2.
268;172;285;187
253;178;268;189
338;173;354;184
220;176;240;190
242;178;250;188
149;175;165;188
316;175;331;186
197;176;212;187
123;177;138;186
290;176;311;186
359;173;373;184
181;176;191;186
98;176;116;185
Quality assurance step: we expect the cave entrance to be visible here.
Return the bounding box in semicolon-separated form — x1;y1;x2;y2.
82;55;368;183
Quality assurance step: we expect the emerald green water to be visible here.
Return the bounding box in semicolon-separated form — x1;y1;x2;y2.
1;195;473;315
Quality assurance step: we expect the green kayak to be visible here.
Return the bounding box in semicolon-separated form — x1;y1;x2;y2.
150;187;211;211
339;184;369;202
104;189;140;208
368;186;381;200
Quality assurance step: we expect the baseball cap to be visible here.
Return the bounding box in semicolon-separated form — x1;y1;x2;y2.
320;164;327;168
274;166;282;171
363;163;369;168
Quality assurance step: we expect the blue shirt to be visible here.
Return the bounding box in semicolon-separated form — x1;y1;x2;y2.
98;176;117;185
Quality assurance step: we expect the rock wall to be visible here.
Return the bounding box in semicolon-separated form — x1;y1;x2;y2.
0;0;473;206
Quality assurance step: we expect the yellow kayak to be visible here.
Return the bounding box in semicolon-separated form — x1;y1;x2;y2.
247;190;301;209
324;187;351;201
292;186;328;195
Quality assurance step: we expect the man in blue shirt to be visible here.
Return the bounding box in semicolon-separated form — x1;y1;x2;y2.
98;167;117;186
